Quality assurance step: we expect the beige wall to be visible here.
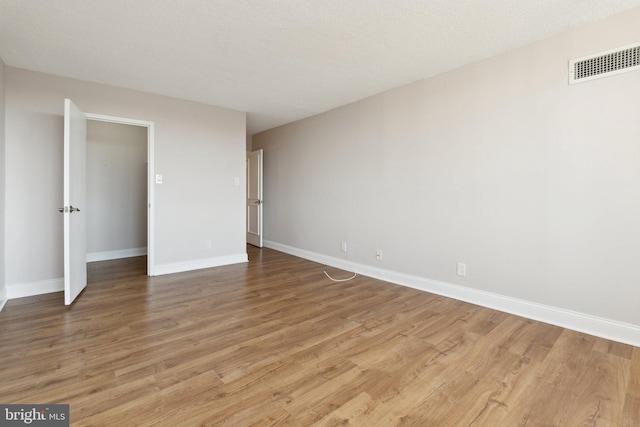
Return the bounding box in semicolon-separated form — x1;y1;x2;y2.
86;120;147;258
5;68;246;289
254;8;640;330
0;57;5;303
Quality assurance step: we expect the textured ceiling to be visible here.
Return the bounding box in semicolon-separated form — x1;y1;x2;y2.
1;1;640;134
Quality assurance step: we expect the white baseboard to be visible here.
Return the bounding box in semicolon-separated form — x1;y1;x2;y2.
0;285;6;309
264;240;640;347
153;253;248;276
87;247;147;262
7;278;64;300
4;253;248;299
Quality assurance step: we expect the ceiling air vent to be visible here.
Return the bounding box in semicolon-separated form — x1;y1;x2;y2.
569;42;640;84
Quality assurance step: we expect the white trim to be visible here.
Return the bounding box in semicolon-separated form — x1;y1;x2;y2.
85;113;156;276
264;240;640;347
7;278;64;299
4;253;248;299
85;113;152;127
0;299;7;312
147;122;155;276
86;247;147;262
153;253;248;276
0;285;6;304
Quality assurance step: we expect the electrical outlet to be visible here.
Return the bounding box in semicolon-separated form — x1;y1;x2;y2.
205;240;212;249
456;262;466;277
376;249;382;261
341;242;348;252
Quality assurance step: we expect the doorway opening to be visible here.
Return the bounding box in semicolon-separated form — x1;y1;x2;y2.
246;149;263;248
86;120;147;271
85;113;155;276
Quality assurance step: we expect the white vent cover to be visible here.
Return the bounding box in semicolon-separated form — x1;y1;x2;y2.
569;42;640;84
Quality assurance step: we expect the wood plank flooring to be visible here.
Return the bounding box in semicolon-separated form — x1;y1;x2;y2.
1;246;638;426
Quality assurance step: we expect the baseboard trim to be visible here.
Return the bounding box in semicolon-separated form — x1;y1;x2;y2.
153;253;248;276
7;278;64;300
87;247;147;262
0;298;7;312
264;240;640;347
5;253;249;298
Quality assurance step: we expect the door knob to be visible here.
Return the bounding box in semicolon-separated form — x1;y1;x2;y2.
58;206;81;213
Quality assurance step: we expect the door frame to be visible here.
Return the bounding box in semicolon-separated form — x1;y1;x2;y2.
85;112;156;276
246;149;263;247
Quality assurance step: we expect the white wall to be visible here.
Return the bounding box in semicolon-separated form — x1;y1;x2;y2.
0;57;6;305
5;68;247;295
253;8;640;342
86;120;147;260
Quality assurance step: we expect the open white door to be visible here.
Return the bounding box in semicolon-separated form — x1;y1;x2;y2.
246;149;263;247
62;99;87;305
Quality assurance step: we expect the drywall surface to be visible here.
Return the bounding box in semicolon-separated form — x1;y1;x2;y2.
5;68;246;288
3;2;640;134
0;57;6;303
86;120;147;257
253;8;640;327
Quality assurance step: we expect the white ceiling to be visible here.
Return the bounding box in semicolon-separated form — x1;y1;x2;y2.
1;1;640;134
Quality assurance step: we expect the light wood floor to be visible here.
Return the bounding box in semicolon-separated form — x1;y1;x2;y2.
1;246;638;426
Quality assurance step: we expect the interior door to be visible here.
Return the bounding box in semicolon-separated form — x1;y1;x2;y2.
62;99;88;305
246;149;263;247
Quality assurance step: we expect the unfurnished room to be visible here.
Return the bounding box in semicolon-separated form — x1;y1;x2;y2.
0;1;639;425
